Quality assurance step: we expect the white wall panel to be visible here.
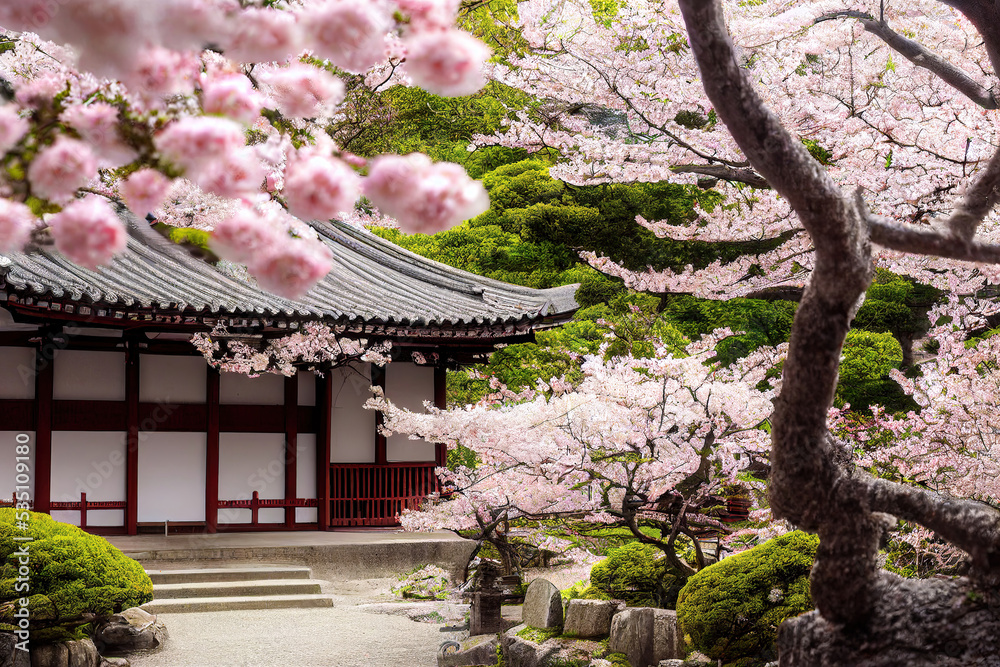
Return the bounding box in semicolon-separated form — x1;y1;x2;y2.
53;351;125;401
0;348;35;399
140;355;206;404
137;432;206;522
385;363;436;462
330;365;375;463
219;432;285;524
298;371;316;406
295;434;317;523
50;431;126;526
0;431;34;503
220;371;283;405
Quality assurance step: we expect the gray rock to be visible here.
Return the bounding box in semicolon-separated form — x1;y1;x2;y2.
437;635;498;667
29;639;99;667
500;625;558;667
521;579;563;629
563;599;623;638
657;661;686;667
98;659;130;667
0;632;30;667
651;609;685;662
609;607;654;667
94;608;166;653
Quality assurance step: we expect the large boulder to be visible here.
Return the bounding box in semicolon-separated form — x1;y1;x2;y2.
94;608;166;653
651;609;684;662
609;607;654;667
522;579;562;629
500;625;557;667
0;632;29;667
563;600;623;638
28;639;99;667
437;635;498;667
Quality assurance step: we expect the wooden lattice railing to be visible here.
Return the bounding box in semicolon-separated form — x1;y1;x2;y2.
329;462;439;527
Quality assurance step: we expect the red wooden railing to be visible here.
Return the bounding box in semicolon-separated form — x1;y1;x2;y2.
218;491;318;528
329;462;439;527
0;493;32;509
49;492;126;530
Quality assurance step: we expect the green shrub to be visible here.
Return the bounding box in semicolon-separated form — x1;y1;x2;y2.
0;510;153;643
587;542;681;608
676;531;818;666
391;564;451;600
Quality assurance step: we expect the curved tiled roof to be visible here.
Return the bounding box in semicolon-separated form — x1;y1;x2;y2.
0;211;578;329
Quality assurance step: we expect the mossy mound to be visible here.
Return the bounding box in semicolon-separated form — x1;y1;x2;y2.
676;531;818;666
0;509;153;643
586;542;682;608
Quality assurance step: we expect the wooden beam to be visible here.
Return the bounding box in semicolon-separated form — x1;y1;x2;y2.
371;364;387;465
205;367;220;533
316;373;332;530
33;344;53;515
283;375;298;528
125;340;139;535
434;365;447;467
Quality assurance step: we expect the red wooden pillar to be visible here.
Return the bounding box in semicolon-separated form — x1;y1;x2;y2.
33;344;53;514
316;373;332;530
125;341;139;535
433;365;447;467
205;367;220;533
372;364;387;465
283;375;298;528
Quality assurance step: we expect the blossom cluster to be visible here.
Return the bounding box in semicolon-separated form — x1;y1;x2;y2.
0;0;492;297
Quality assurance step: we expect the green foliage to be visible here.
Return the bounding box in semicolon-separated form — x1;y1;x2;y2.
0;510;153;643
516;625;563;642
836;330;908;412
588;542;681;608
604;653;631;667
852;270;918;336
390;564;451;600
676;531;819;666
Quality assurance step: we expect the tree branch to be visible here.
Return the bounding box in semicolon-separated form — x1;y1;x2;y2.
669;163;770;189
815;11;999;110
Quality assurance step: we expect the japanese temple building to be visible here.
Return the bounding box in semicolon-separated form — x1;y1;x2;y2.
0;215;577;535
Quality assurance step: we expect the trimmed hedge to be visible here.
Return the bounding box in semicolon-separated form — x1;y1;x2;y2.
676;531;818;666
586;542;682;608
0;510;153;642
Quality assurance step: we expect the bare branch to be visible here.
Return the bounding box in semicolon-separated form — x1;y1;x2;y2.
670;163;770;189
816;11;999;110
868;217;1000;262
947;146;1000;240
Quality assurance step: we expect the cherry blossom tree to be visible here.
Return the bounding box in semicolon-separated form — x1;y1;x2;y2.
373;330;783;584
0;0;493;299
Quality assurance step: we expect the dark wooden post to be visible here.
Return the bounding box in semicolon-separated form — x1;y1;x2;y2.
79;492;88;530
284;374;298;528
315;372;332;530
433;365;447;467
205;367;220;533
125;341;140;535
372;364;387;465
33;343;53;515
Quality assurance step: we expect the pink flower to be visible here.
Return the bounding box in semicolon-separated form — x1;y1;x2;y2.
60;102;136;167
0;106;29;155
364;154;489;233
0;199;37;252
28;136;98;204
155;117;246;172
225;8;302;64
120;169;172;216
251;239;333;300
211;208;282;264
15;74;65;108
192;148;266;200
0;2;59;36
49;0;146;78
404;30;490;97
283;153;360;221
155;0;230;52
203;74;264;125
48;196;128;269
258;64;345;119
301;1;389;74
124;47;199;98
395;0;459;31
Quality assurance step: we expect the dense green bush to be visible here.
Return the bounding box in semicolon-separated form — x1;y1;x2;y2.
586;542;682;608
0;510;153;643
676;531;818;666
836;330;908;412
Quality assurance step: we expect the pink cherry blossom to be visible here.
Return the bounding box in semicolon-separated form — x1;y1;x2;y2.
257;64;345;119
155;117;246;172
124;46;199;98
301;1;389;74
0;106;29;155
0;199;37;252
155;0;230;52
60;102;136;167
202;74;264;125
283;153;360;221
0;3;59;36
27;136;98;204
15;74;65;108
120;169;172;216
48;0;146;78
192;148;266;200
403;30;490;97
251;239;333;300
48;196;128;269
210;207;282;264
225;8;302;64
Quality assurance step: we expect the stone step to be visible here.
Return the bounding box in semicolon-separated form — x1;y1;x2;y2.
145;566;312;585
141;594;334;613
152;578;324;599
